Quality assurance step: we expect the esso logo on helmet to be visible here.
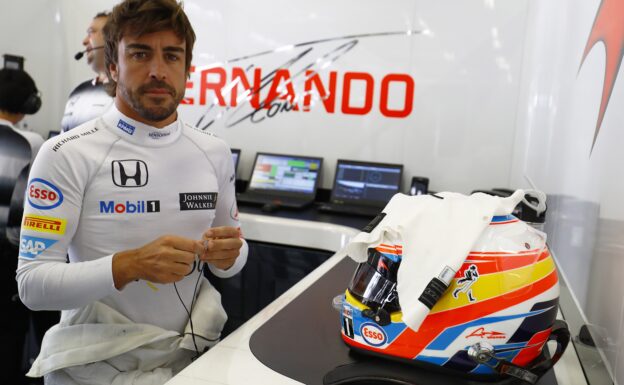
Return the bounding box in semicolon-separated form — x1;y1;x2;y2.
27;178;63;210
361;323;387;347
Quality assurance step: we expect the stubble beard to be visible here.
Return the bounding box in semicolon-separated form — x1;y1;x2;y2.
118;81;183;122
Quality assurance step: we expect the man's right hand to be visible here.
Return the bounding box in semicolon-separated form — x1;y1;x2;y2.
112;235;205;290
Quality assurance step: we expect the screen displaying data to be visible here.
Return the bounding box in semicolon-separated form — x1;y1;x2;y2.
249;154;321;194
333;162;401;203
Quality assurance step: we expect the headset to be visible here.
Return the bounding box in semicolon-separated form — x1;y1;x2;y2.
74;46;104;61
20;89;41;115
0;68;41;115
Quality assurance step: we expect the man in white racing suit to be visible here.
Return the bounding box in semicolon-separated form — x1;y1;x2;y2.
16;0;247;383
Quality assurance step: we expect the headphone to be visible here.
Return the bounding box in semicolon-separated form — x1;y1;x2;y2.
20;90;41;115
0;68;42;115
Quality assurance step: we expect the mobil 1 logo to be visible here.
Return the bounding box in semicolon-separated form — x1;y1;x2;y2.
99;200;160;214
179;192;217;211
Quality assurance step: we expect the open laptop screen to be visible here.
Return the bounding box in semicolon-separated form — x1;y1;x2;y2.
231;148;240;174
331;160;403;206
247;153;322;195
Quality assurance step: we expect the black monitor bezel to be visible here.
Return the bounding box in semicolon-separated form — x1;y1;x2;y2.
330;159;403;207
245;152;323;198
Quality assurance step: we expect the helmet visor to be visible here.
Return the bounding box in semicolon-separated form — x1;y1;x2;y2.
348;262;396;309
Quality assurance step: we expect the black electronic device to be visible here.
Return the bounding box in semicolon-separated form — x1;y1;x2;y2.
409;176;429;196
47;130;60;139
318;159;403;217
237;152;323;209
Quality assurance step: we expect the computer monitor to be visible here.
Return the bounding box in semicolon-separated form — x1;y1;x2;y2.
331;160;403;206
247;152;322;196
231;148;240;174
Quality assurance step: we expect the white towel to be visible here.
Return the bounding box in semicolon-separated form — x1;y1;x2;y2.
338;190;525;331
28;280;227;385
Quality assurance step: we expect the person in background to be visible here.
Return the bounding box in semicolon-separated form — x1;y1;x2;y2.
0;68;44;158
60;11;114;133
0;67;45;385
18;0;247;383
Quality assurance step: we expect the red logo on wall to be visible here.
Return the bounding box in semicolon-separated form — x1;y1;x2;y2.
579;0;624;153
183;32;421;129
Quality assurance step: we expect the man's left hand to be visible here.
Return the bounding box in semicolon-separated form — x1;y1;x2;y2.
200;226;243;270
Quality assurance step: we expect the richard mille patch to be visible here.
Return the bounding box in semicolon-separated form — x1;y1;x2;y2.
179;192;218;211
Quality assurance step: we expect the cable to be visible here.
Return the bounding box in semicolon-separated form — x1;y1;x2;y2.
173;259;206;359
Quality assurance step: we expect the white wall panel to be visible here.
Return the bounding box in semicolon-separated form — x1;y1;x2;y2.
178;0;529;192
0;0;67;137
510;0;624;381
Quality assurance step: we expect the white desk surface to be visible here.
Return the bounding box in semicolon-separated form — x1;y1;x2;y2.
166;213;588;385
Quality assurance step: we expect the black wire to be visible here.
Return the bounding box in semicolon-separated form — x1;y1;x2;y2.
173;260;205;359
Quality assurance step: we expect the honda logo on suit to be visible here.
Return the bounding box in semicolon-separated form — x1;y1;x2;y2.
111;160;148;187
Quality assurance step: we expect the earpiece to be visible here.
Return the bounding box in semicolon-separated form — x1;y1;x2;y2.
20;91;41;114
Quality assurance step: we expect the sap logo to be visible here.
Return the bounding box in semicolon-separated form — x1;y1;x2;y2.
99;200;160;214
360;322;387;347
117;119;135;135
27;178;63;210
111;160;148;187
19;235;57;259
23;215;66;235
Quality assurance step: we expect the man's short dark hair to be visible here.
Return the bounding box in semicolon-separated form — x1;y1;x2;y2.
103;0;196;97
94;11;110;19
0;68;39;114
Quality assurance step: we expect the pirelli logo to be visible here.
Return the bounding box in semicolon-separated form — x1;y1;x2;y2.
23;215;66;235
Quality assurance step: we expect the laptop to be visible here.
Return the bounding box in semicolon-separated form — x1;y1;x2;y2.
236;152;323;209
231;148;241;175
318;159;403;217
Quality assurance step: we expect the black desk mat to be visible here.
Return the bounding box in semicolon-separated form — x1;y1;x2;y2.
249;257;560;385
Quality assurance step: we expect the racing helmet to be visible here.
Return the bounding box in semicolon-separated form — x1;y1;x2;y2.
338;214;570;383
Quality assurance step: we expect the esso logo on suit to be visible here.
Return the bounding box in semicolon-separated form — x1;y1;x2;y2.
361;323;387;346
27;178;64;210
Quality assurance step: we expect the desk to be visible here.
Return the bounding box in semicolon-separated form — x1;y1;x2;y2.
166;212;589;385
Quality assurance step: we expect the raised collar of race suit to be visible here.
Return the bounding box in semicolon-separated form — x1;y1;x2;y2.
101;104;182;148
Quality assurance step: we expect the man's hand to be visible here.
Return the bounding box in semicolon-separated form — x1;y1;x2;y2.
112;235;204;290
200;226;243;270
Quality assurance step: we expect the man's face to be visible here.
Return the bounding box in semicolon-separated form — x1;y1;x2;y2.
109;30;187;125
83;16;107;73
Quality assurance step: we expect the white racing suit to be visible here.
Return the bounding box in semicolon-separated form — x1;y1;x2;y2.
16;105;247;384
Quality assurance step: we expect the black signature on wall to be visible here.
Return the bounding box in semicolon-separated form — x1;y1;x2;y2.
193;31;421;130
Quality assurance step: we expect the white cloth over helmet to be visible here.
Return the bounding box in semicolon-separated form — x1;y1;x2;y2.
337;190;526;331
